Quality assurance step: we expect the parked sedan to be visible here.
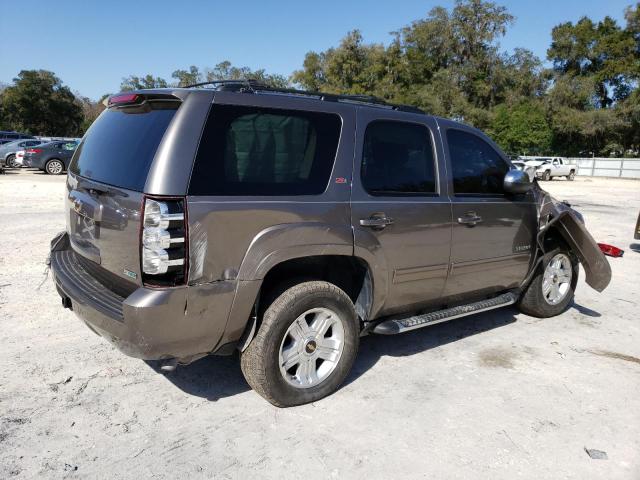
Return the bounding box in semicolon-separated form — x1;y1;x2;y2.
0;139;45;167
23;141;78;174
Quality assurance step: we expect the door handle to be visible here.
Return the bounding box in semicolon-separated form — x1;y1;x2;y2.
360;214;394;229
457;212;483;226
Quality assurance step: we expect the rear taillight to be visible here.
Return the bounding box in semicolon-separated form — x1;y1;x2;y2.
26;148;42;154
141;197;187;286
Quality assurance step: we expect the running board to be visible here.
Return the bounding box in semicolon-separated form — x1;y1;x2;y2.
373;292;518;335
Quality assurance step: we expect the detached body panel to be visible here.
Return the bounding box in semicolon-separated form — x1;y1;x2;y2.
536;191;611;292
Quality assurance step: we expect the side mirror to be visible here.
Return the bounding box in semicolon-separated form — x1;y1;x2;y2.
504;169;532;194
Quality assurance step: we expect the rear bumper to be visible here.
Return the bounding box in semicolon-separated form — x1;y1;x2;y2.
50;232;237;361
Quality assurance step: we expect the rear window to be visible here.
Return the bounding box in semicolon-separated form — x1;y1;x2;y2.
361;120;437;195
189;104;342;196
69;101;179;191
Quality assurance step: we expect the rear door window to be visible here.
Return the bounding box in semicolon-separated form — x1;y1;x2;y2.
361;120;436;195
189;104;342;196
69;101;179;191
447;129;509;196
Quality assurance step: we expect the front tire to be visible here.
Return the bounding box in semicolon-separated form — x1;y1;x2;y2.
518;247;578;318
6;154;16;168
45;159;64;175
240;281;359;407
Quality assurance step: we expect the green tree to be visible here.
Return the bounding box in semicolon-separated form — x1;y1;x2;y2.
616;88;640;154
0;70;83;136
490;101;551;155
205;61;288;88
548;16;636;108
120;74;168;91
291;52;326;91
291;0;534;128
171;66;202;87
76;95;106;134
292;30;390;95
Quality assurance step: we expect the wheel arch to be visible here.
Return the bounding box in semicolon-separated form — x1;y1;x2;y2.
543;212;610;291
218;222;382;352
228;253;374;352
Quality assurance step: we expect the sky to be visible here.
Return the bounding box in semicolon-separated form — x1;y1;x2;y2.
0;0;634;100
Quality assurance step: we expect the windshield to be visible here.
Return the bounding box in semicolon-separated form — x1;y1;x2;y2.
69;101;179;191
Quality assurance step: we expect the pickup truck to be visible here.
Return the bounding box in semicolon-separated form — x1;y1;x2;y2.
520;157;576;181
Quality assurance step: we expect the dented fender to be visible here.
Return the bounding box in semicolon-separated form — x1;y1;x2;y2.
214;223;354;348
535;189;611;292
236;222;353;280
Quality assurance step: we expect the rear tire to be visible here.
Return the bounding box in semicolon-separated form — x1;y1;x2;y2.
518;247;578;318
240;281;359;407
567;170;575;181
45;159;64;175
6;154;15;168
542;170;551;181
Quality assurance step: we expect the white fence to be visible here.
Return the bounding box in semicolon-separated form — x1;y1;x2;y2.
565;157;640;179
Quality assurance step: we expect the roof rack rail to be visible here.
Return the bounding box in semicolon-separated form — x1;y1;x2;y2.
257;86;426;114
183;79;265;91
185;79;425;115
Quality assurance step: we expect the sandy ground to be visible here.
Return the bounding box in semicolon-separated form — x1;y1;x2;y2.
0;170;639;479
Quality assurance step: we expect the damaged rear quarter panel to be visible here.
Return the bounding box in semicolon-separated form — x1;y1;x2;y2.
185;199;354;347
186;200;353;284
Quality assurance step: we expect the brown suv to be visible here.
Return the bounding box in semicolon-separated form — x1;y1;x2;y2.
49;82;611;407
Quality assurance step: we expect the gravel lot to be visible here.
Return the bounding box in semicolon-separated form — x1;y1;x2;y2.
1;170;639;479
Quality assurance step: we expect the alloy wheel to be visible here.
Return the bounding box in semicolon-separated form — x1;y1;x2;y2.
542;253;572;305
278;307;345;389
46;160;63;175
